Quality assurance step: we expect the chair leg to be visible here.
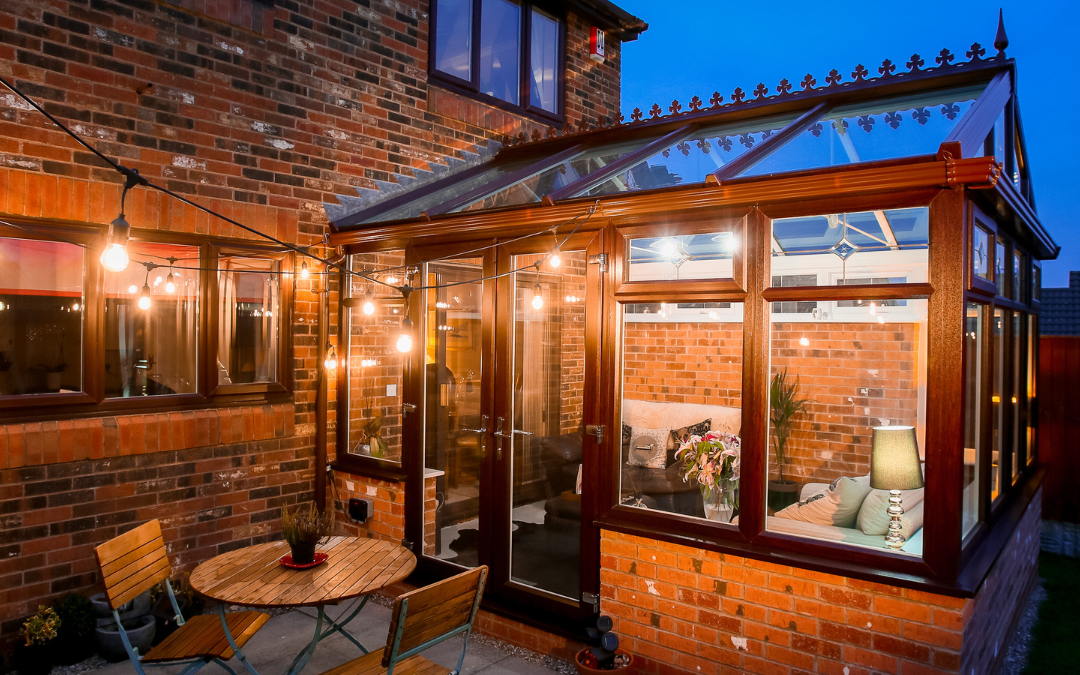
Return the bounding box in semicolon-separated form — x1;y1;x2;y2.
175;659;212;675
112;609;150;675
213;658;239;675
216;605;262;675
283;605;325;675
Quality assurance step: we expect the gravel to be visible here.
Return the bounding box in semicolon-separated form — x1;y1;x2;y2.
47;655;108;675
1000;580;1046;675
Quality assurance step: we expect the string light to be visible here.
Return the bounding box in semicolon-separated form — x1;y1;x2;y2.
531;283;544;310
100;213;131;272
396;315;413;353
165;272;176;293
550;232;561;268
301;261;310;279
138;284;151;310
323;341;338;370
362;290;375;315
128;284;138;294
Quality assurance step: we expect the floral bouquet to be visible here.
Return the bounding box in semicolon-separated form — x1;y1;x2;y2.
675;430;741;518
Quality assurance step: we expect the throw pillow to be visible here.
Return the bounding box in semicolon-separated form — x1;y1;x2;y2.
774;476;873;528
899;500;924;540
627;426;672;469
857;487;926;536
668;418;711;465
622;423;632;447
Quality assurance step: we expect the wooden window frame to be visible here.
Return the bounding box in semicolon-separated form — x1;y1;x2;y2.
0;222;294;420
428;0;567;124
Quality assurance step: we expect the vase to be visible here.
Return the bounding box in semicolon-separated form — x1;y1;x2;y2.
290;541;317;564
703;487;734;523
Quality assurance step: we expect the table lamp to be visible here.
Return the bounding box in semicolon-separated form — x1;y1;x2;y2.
870;426;924;550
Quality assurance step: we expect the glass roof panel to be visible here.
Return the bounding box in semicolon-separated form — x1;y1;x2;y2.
452;139;654;213
361;159;538;224
739;85;984;178
772;207;929;255
579;114;798;196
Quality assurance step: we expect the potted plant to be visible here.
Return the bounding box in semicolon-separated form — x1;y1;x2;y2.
674;430;740;522
53;593;96;664
769;367;810;511
281;501;332;564
14;606;61;675
359;407;388;458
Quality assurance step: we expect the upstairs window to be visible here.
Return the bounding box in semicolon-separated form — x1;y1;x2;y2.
432;0;563;118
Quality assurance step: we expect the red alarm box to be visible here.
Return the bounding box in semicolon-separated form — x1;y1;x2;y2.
589;27;606;63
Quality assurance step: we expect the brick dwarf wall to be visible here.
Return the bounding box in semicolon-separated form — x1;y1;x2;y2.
598;490;1040;675
622;320;919;482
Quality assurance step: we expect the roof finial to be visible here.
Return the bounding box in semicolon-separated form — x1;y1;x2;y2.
994;8;1009;57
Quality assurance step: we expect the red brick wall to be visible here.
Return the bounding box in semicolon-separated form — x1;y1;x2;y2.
623;321;743;408
599;489;1039;675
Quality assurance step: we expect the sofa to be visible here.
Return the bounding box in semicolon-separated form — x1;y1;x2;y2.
620;399;742;517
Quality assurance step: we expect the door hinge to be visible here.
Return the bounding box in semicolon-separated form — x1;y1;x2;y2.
582;591;600;613
588;253;607;272
585;424;604;445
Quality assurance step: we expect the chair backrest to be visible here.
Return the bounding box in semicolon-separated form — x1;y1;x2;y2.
382;566;488;670
94;519;173;610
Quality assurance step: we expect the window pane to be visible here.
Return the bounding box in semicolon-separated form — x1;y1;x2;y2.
740;85;983;178
434;0;472;80
479;0;521;104
963;303;984;539
345;252;408;465
105;243;198;397
767;298;928;557
620;301;744;525
1013;250;1025;303
626;232;736;282
973;224;991;283
1027;315;1037;466
423;257;483;559
217;257;280;384
529;8;558;113
583;116;796;196
0;238;83;395
995;240;1006;297
1012;313;1022;482
1033;263;1041;302
991;309;1004;501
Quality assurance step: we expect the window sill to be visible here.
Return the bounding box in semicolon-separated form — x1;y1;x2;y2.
330;455;407;483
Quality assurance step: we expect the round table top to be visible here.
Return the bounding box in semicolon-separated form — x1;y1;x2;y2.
189;536;416;608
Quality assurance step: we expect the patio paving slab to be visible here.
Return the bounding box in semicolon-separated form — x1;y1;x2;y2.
89;600;564;675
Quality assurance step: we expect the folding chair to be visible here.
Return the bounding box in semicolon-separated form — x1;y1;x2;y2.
317;566;488;675
94;520;269;675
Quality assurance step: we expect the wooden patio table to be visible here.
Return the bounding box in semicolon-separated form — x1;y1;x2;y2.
189;537;416;675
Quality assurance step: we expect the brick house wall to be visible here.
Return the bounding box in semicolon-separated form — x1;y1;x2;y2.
0;0;624;657
623;320;919;482
598;488;1041;675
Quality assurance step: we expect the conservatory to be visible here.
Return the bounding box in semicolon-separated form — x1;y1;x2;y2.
323;36;1055;675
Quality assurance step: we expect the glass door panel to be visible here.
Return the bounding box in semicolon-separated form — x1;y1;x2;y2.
504;251;587;600
423;258;486;566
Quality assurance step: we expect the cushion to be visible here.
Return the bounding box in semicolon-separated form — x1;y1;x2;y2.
774;476;872;528
627;426;671;469
622;423;632;448
857;487;926;536
898;500;924;540
669;419;712;449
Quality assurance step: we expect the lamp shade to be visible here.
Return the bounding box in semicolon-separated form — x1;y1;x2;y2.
869;426;924;490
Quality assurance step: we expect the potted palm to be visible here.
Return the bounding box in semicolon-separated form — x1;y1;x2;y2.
281;501;332;565
769;368;810;511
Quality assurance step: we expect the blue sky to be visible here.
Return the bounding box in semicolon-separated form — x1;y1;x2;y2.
616;0;1080;288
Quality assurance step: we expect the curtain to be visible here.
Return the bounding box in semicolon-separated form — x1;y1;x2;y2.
218;259;235;382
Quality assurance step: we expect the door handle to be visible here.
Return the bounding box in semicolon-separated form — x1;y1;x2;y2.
462;415;489;458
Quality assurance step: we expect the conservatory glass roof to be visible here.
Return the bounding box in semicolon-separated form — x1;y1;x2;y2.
329;48;1026;231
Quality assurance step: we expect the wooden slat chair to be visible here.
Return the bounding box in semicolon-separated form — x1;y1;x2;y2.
318;566;488;675
94;520;270;675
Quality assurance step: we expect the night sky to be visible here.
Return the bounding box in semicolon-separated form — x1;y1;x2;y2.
616;0;1080;288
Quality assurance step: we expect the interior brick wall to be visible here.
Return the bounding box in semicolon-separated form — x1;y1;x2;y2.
599;489;1040;675
622;321;919;482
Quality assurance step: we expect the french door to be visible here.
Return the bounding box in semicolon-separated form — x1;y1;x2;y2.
404;229;605;622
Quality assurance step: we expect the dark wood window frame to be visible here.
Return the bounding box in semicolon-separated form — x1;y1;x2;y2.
428;0;567;124
0;221;294;421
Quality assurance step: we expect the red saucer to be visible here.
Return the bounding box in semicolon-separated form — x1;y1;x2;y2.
280;552;328;569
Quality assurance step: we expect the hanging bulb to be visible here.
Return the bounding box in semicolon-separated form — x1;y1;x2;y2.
128;284;138;294
301;261;310;279
323;343;338;370
362;290;375;315
396;316;414;353
165;272;176;293
100;215;131;272
138;284;152;310
550;249;561;268
531;283;544;310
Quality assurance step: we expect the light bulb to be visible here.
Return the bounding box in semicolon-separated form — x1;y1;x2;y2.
165;273;176;293
799;337;810;347
531;283;544;310
550;251;561;268
657;238;679;258
397;316;413;353
386;275;399;285
100;243;129;272
362;291;375;315
324;353;337;370
138;284;152;310
72;303;80;311
128;284;138;294
301;261;309;279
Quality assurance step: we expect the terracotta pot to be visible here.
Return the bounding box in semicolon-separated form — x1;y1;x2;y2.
575;648;633;675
